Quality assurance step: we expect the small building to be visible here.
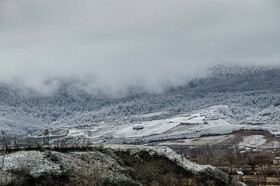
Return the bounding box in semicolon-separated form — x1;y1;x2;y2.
239;147;261;154
239;150;246;154
133;125;144;130
273;157;280;164
251;148;260;153
236;171;244;181
236;171;244;176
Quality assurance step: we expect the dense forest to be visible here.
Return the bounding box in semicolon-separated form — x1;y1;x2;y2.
0;65;280;135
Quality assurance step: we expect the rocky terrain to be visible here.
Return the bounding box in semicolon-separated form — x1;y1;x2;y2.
0;145;245;186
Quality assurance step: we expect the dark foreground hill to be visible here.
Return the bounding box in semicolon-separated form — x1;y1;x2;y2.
0;145;244;186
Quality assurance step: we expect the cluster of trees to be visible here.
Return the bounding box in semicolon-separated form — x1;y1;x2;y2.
181;145;278;185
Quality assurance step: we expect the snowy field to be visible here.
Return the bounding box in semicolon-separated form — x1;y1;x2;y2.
238;135;267;148
156;132;280;149
30;105;280;145
158;135;236;146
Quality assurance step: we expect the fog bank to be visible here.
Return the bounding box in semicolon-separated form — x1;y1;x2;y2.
1;0;279;95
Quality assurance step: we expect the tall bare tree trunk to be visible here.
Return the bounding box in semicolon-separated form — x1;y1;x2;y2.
0;147;6;186
0;133;7;186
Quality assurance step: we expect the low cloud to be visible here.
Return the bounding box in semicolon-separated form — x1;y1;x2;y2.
0;0;279;95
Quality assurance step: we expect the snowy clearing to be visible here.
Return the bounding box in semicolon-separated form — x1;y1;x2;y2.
238;135;267;148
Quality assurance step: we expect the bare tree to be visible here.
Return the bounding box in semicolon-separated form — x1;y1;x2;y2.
225;148;237;185
254;154;272;186
0;133;7;186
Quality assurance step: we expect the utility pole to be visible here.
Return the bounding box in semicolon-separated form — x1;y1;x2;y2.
44;129;49;146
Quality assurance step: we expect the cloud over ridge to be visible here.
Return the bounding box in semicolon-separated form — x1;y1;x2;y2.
0;0;279;94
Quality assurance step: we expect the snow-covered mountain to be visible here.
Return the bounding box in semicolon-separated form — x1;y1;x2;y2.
39;104;279;145
0;65;280;137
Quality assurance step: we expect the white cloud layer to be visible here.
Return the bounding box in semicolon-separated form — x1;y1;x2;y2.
0;0;279;94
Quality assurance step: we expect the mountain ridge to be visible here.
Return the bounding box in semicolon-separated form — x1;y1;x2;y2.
0;65;280;136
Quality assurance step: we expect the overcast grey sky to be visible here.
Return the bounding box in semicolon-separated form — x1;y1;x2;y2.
0;0;280;94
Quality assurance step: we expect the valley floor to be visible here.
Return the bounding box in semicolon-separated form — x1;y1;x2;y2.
161;131;280;186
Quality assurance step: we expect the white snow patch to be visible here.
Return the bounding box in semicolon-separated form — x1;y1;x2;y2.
114;120;180;138
68;128;84;137
158;135;235;146
238;135;267;148
0;151;61;182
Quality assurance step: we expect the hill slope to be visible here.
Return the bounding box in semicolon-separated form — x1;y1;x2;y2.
0;145;245;186
0;65;280;136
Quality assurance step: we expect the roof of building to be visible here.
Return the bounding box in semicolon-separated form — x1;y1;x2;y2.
236;171;244;175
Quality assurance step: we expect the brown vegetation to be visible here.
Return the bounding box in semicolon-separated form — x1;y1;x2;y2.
170;144;280;186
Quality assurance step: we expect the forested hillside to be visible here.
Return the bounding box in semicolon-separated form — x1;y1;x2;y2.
0;66;280;135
